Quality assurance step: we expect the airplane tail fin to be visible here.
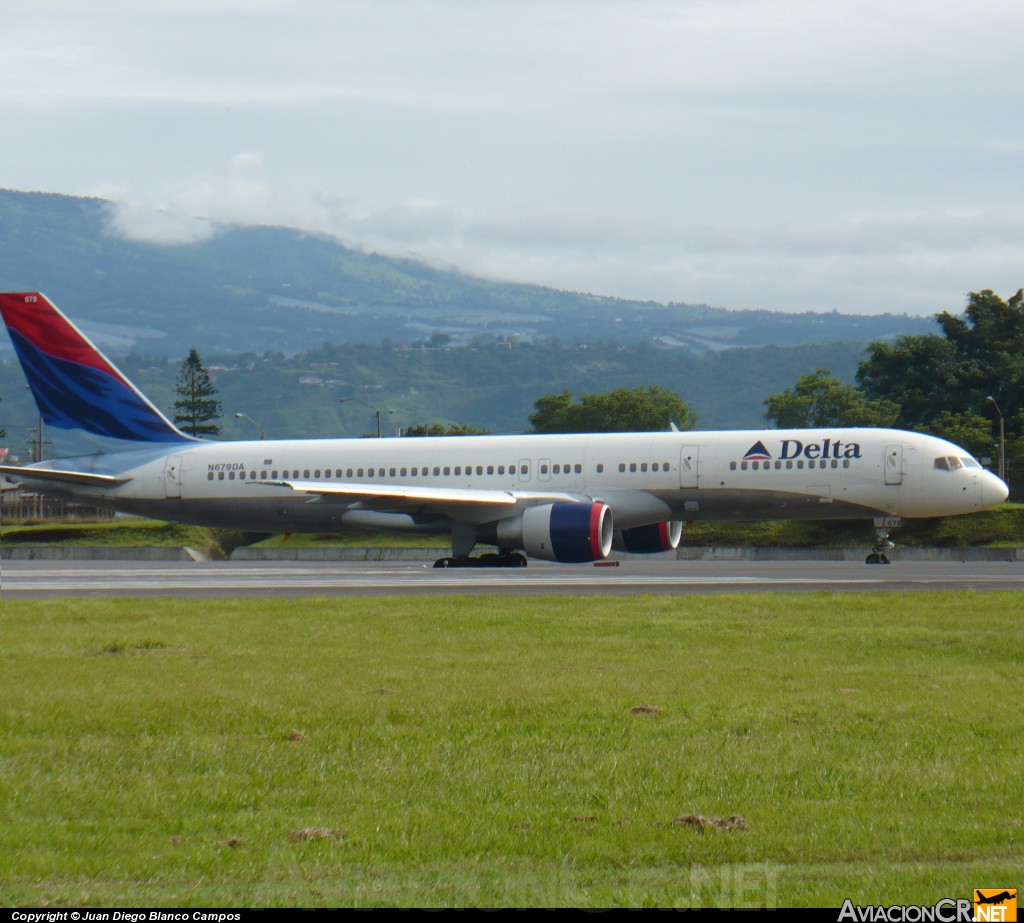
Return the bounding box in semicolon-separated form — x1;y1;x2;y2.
0;292;194;445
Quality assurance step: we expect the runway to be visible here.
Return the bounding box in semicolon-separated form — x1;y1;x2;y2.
3;558;1024;598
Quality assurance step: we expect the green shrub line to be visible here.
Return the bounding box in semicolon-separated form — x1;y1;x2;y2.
2;506;1022;557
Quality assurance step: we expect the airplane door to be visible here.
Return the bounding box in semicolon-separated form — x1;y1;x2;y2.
164;455;183;498
884;445;905;485
679;446;700;489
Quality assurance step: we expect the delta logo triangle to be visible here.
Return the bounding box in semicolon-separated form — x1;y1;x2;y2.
743;440;772;461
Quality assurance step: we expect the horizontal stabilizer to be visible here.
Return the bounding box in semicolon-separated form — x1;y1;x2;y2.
0;465;131;488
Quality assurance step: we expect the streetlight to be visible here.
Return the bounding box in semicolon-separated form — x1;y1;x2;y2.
339;398;395;437
233;412;266;440
985;396;1006;485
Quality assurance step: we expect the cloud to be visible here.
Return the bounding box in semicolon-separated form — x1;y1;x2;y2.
101;152;274;244
9;0;1017;316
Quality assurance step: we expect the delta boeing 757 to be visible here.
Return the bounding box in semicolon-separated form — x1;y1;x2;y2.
0;292;1008;566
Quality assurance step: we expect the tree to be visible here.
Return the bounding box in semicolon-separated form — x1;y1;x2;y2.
914;410;994;461
856;288;1024;491
528;386;697;434
173;348;222;437
857;289;1024;429
403;422;491;437
764;368;899;428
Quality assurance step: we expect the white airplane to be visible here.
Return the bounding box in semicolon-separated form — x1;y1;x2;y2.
0;292;1008;566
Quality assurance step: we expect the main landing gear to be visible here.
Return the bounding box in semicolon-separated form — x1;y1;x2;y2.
433;552;529;569
866;516;902;564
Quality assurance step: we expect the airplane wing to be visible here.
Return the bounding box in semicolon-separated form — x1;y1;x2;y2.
0;465;132;488
258;479;585;511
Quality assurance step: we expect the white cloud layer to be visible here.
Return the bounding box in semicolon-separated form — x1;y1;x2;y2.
3;0;1023;314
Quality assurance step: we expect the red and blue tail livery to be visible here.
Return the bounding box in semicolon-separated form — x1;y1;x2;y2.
0;292;191;444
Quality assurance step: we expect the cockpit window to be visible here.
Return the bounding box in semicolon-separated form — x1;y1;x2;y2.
934;456;965;471
960;457;981;468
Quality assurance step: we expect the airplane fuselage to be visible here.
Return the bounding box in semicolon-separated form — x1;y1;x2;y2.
20;428;1005;536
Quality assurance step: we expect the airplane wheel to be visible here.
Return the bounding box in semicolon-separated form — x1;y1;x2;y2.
433;557;453;568
865;553;880;564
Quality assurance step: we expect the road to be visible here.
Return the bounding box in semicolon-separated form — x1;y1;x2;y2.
3;558;1023;598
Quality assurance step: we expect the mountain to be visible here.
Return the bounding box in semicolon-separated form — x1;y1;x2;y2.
0;188;934;358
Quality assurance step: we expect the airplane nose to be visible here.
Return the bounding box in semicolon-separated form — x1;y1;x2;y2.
981;472;1009;509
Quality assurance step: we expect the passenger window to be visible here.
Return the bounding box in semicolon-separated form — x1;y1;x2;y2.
455;466;462;476
641;463;648;472
272;470;278;479
218;471;225;480
574;463;582;474
630;463;637;473
390;468;396;477
619;463;626;473
540;464;549;474
730;461;736;471
368;469;375;477
596;463;604;473
443;467;451;476
797;460;804;469
741;461;748;470
229;471;236;480
207;472;214;481
786;460;793;469
488;465;495;475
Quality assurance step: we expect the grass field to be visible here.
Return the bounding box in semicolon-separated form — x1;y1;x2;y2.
0;592;1021;907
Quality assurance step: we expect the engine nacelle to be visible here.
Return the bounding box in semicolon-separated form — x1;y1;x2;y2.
613;520;683;554
495;502;613;563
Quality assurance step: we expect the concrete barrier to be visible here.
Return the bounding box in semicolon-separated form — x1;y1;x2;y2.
0;545;207;561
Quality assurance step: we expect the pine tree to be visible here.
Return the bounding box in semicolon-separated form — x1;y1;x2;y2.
173;348;222;436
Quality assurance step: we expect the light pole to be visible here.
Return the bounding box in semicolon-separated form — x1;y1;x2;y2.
339;398;395;437
985;396;1006;485
233;412;266;440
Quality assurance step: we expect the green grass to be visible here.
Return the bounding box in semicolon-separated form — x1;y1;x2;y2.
0;593;1021;907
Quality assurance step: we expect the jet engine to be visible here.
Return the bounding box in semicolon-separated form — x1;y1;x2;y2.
494;501;613;563
613;520;683;554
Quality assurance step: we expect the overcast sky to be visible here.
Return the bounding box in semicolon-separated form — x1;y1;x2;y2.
3;0;1022;315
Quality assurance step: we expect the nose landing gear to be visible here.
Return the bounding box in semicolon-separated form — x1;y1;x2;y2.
866;516;902;564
